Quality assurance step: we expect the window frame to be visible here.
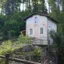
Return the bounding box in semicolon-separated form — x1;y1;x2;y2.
30;29;33;35
40;28;43;34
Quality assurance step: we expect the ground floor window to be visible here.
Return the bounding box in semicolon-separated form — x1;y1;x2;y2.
40;28;43;34
30;29;33;35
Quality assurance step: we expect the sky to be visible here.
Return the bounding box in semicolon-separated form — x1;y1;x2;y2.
20;3;26;11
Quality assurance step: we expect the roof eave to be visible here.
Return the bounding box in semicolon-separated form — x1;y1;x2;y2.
24;12;58;23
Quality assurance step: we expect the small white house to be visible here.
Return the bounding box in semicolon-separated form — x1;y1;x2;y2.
24;12;58;45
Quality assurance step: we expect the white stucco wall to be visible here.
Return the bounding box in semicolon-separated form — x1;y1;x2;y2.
26;15;57;45
26;15;48;40
47;18;57;45
47;19;57;32
26;15;57;42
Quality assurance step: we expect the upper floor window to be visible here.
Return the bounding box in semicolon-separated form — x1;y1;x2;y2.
34;17;38;23
30;29;33;35
40;28;43;34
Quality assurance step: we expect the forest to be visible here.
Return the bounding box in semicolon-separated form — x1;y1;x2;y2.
0;0;64;64
0;0;62;40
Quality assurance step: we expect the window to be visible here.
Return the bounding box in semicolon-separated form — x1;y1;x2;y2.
35;17;38;23
40;28;43;34
30;29;33;35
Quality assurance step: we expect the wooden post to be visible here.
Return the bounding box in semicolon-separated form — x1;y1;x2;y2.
5;54;10;64
41;47;44;64
41;47;47;64
41;47;45;64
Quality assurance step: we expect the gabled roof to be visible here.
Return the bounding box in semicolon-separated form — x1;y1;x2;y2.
24;12;58;23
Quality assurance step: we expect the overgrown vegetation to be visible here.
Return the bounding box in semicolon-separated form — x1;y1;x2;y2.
50;31;64;64
0;0;64;64
0;33;41;63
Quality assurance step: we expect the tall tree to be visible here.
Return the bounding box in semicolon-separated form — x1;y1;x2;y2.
1;0;21;15
48;0;62;34
61;0;64;35
41;0;47;13
25;0;47;13
0;0;6;14
51;31;64;64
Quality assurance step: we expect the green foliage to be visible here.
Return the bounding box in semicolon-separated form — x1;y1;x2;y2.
48;0;60;21
50;31;64;64
18;33;31;44
0;11;27;41
0;39;25;64
0;33;32;55
48;2;64;64
0;0;64;63
0;0;47;41
0;33;42;63
0;40;21;55
48;0;64;35
32;47;41;56
0;0;6;8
